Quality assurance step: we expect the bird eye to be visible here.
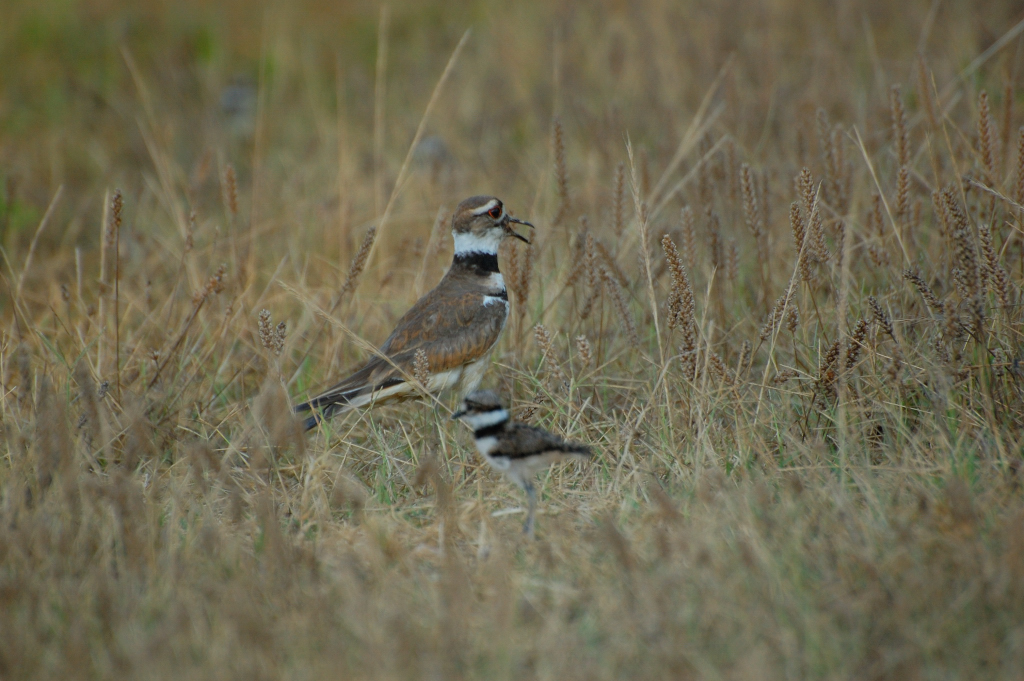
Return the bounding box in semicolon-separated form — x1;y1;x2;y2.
487;205;502;219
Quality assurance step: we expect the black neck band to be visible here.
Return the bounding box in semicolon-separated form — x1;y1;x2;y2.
474;422;507;439
453;252;500;275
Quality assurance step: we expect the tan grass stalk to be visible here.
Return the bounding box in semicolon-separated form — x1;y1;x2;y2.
638;147;651;200
147;264;226;390
895;165;910;223
363;29;470;266
978;222;1013;308
14;185;63;307
257;310;286;357
795;168;828;263
338;226;377;303
258;309;274;351
942;299;964;342
869;193;883;236
706;208;722;271
612;162;626;237
843;319;868;369
736;340;752;379
565;215;589;288
931;189;950;238
866;193;891;267
797;167;814;218
534;324;568;390
868;244;891;269
815;337;842;397
759;290;795;341
867;296;896;342
289;226;376;381
627;137;664;364
773;368;797;384
890;86;910;168
786;304;800;334
790;199;806;262
185;209;196;254
109;190;123;399
741;163;766;263
594;240;629;289
579;231;600;321
661;235;695;333
978;91;997;184
726;239;739;283
943;187;981;297
414;205;448;296
575;334;593;369
705;350;733;385
833;220;845;270
791;201;813;281
412;349;430;389
600;265;639;348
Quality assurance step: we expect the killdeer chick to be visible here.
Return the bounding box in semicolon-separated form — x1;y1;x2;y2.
452;390;591;538
296;196;532;430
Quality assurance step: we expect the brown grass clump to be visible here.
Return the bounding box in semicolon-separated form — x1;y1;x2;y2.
3;1;1024;678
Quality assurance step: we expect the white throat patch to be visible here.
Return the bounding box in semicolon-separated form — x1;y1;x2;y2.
463;408;509;431
453;230;502;255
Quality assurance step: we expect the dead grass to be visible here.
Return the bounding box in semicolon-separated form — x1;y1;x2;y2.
3;0;1024;678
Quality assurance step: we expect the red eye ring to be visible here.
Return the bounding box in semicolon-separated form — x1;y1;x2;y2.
488;205;502;219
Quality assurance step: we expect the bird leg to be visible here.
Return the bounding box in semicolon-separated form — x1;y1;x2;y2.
522;479;537;539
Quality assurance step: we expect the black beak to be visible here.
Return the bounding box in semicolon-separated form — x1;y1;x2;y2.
451;409;466;420
504;216;534;244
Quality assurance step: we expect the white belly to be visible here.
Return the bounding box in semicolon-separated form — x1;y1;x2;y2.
458;348;495;396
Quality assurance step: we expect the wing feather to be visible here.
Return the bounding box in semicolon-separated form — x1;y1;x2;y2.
295;287;506;420
491;423;592;460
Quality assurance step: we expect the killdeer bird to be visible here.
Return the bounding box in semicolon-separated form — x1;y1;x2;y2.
452;390;591;538
296;196;532;430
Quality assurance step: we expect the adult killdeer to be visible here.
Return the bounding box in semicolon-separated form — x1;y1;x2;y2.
452;390;591;538
296;196;532;430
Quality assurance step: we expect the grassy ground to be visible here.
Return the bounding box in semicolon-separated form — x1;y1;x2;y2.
3;0;1024;678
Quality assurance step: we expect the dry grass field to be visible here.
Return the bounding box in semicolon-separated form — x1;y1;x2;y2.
3;0;1024;678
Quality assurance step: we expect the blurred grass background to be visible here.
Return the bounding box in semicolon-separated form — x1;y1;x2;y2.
3;0;1024;679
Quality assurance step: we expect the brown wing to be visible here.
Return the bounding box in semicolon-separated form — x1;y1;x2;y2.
491;422;592;460
296;283;506;415
379;285;506;364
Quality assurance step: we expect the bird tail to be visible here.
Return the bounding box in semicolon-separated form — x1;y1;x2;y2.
294;376;407;431
564;443;592;459
300;411;324;432
294;395;349;432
